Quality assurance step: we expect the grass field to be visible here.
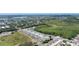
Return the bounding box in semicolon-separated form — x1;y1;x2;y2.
35;20;79;39
0;32;33;46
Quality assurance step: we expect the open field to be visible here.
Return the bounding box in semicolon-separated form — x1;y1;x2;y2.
0;32;33;46
0;14;79;46
35;20;79;39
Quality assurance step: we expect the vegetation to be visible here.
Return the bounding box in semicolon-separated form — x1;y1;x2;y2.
35;20;79;39
1;15;79;44
0;28;17;33
42;40;51;44
0;32;33;46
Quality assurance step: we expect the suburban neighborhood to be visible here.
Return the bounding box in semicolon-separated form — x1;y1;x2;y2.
0;14;79;46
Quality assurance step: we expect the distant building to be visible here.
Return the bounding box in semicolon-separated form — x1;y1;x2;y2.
0;22;10;29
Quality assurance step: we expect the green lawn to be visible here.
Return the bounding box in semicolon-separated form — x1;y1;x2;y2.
0;32;33;46
35;20;79;39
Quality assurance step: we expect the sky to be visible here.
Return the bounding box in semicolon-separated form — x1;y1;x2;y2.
0;13;79;15
0;0;79;13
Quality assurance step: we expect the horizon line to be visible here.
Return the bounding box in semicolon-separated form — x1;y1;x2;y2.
0;13;79;15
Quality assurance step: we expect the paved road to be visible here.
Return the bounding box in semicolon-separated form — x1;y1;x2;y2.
19;27;64;46
0;32;11;37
